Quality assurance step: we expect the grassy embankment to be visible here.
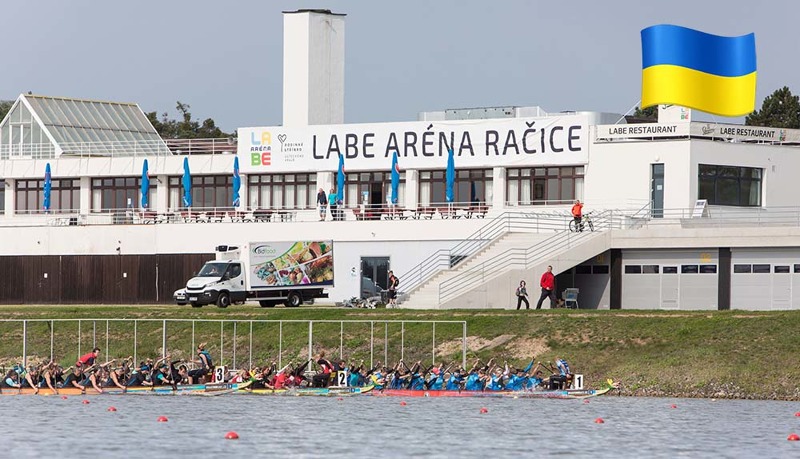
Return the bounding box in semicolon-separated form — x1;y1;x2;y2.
0;305;798;400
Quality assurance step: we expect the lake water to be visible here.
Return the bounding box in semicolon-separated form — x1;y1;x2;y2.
3;394;800;458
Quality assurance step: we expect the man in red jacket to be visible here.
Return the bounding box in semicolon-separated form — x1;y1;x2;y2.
535;265;556;310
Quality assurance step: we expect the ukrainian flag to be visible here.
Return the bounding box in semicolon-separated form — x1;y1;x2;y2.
641;24;756;117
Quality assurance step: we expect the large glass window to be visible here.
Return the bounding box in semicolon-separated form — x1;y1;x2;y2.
419;168;491;206
343;171;406;208
0;180;4;212
16;178;80;214
698;164;762;206
247;173;316;210
91;177;157;211
169;175;233;210
507;166;584;205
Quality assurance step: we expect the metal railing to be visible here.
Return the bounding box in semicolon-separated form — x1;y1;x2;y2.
398;210;578;298
1;318;467;371
437;211;615;304
0;138;237;160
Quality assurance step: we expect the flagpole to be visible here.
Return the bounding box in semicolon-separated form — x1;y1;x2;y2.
613;99;643;125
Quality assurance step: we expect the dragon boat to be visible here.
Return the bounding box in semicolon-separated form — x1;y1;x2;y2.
0;380;252;396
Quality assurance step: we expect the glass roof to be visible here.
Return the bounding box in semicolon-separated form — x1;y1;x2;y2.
16;94;169;156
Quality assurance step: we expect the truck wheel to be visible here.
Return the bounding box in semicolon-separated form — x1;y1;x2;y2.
285;292;302;307
259;300;277;308
216;292;231;308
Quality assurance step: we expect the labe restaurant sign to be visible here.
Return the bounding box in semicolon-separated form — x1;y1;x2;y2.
237;116;589;173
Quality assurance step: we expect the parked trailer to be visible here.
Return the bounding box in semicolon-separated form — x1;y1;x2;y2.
174;241;333;308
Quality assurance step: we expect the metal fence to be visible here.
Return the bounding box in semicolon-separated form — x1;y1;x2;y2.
1;319;467;371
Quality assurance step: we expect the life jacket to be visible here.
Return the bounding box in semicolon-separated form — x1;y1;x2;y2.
199;350;213;368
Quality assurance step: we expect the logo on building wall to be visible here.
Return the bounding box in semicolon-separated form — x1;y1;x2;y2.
779;129;787;142
701;124;715;135
250;131;272;166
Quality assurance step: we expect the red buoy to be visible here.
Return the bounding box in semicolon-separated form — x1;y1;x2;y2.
594;418;605;424
157;416;168;422
60;395;68;400
480;407;488;414
107;406;117;412
788;433;800;441
82;400;90;404
337;397;343;401
670;404;678;409
583;399;590;404
225;431;239;440
400;401;407;406
795;412;800;417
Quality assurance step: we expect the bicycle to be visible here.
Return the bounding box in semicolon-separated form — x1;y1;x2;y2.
569;211;594;232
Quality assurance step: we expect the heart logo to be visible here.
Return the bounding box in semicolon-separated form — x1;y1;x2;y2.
277;134;287;144
525;121;535;128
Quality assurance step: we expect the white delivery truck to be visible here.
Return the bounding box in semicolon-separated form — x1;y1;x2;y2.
174;241;333;308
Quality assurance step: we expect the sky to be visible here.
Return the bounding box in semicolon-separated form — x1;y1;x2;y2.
4;0;798;132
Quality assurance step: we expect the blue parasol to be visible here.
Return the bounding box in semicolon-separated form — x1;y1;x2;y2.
43;163;52;212
336;154;345;203
182;157;192;207
445;148;455;203
232;156;241;207
141;159;150;210
390;151;400;205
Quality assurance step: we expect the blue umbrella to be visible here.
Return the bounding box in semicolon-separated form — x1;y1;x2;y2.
43;163;52;212
445;148;455;203
232;156;241;207
141;159;150;210
390;151;400;205
182;157;192;208
336;154;345;203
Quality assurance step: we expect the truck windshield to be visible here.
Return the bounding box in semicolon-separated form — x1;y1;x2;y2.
198;262;228;277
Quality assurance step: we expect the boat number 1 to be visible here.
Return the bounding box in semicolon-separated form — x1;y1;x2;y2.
571;374;583;390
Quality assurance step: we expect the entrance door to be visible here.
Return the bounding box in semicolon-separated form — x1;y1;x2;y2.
660;267;679;309
651;163;664;218
360;256;390;299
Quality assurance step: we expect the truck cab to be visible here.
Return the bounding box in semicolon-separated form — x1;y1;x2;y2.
176;260;245;308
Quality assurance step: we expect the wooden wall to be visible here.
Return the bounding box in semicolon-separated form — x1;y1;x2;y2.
0;253;215;304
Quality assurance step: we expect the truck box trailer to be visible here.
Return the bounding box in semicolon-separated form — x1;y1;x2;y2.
174;241;333;308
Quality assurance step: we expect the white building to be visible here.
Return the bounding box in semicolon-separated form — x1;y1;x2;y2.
0;9;798;310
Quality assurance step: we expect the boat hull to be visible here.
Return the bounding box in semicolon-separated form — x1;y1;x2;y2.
369;387;612;399
0;380;251;396
243;385;374;396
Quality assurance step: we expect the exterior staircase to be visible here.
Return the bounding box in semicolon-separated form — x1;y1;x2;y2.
398;210;619;309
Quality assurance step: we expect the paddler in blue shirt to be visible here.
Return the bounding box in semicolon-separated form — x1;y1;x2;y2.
425;363;448;390
445;367;464;390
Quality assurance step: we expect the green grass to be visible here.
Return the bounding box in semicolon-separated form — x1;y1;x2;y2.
1;305;799;399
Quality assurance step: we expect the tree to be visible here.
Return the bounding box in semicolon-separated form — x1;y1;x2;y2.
632;105;657;120
745;86;800;129
145;101;231;139
0;100;13;122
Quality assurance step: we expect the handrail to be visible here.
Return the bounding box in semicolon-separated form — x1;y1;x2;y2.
437;210;615;304
397;211;574;297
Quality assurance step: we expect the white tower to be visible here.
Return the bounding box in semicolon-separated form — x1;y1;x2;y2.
282;9;346;127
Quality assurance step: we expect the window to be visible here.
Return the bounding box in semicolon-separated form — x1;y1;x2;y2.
642;265;659;274
91;177;156;211
752;264;770;274
247;173;316;210
699;265;717;274
663;266;678;274
681;265;699;273
575;265;592;274
775;265;790;274
0;181;4;212
698;164;762;206
794;264;800;273
592;265;609;274
419;168;490;206
344;170;406;209
624;265;642;274
507;166;584;205
16;178;80;214
733;264;751;273
169;175;234;210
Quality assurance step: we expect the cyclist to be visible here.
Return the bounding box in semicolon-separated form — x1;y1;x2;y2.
571;200;584;232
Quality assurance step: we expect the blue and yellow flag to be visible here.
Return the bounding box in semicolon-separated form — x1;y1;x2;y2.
641;24;756;117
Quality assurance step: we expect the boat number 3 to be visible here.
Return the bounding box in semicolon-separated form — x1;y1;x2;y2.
215;366;227;383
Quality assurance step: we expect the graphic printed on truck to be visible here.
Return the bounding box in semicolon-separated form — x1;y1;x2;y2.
250;241;334;289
